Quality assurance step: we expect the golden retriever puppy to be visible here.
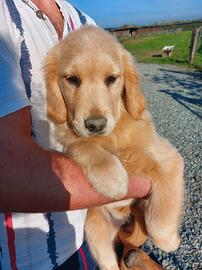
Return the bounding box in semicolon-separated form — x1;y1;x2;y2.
45;26;184;270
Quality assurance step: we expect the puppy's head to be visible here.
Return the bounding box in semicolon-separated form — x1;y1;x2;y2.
45;26;146;137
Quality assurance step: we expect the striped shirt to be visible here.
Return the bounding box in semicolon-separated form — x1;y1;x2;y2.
0;1;95;269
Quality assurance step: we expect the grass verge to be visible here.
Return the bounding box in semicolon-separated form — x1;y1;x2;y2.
120;31;202;70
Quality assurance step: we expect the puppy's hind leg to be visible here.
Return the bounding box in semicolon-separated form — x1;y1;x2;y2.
85;207;120;270
145;143;184;252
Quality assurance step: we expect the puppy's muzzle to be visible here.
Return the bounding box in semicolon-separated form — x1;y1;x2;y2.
84;117;107;134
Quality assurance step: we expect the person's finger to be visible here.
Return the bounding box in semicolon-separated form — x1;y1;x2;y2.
128;176;151;198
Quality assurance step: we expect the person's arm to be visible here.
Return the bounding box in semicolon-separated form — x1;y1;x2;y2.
0;107;151;213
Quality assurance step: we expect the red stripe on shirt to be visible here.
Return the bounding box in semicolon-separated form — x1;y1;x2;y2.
69;15;75;30
5;213;18;270
79;247;88;270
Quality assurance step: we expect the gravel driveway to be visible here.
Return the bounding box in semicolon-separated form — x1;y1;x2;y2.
137;64;202;270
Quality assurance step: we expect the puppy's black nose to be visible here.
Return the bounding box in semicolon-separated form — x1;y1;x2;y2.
84;117;107;133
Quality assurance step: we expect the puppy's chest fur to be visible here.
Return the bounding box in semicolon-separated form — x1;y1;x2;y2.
56;110;157;177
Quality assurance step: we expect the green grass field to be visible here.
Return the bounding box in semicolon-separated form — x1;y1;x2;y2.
120;31;202;70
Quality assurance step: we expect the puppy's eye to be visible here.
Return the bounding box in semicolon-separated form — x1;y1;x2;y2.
66;76;81;86
105;75;117;86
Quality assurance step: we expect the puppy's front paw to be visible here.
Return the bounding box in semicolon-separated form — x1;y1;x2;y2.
153;233;180;252
86;155;128;200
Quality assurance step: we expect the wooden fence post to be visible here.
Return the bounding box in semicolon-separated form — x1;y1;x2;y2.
189;26;202;64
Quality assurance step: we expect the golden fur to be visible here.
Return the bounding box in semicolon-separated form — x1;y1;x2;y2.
45;26;184;270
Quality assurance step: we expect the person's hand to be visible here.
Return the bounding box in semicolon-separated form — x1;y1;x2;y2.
128;176;151;199
52;154;151;209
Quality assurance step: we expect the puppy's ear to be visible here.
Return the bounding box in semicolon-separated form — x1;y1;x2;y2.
44;48;67;124
122;51;147;119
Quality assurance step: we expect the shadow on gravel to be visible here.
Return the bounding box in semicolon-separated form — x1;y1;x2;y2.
152;69;202;119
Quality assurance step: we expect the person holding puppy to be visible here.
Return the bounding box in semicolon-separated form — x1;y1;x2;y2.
0;0;151;269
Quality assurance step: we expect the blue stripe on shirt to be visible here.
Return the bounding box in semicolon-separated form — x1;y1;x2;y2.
74;7;87;25
6;0;36;139
45;213;58;269
6;0;32;99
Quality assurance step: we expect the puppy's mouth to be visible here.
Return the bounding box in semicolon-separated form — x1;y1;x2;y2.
72;125;107;137
88;130;106;136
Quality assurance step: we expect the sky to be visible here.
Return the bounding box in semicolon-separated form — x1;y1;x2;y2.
69;0;202;28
